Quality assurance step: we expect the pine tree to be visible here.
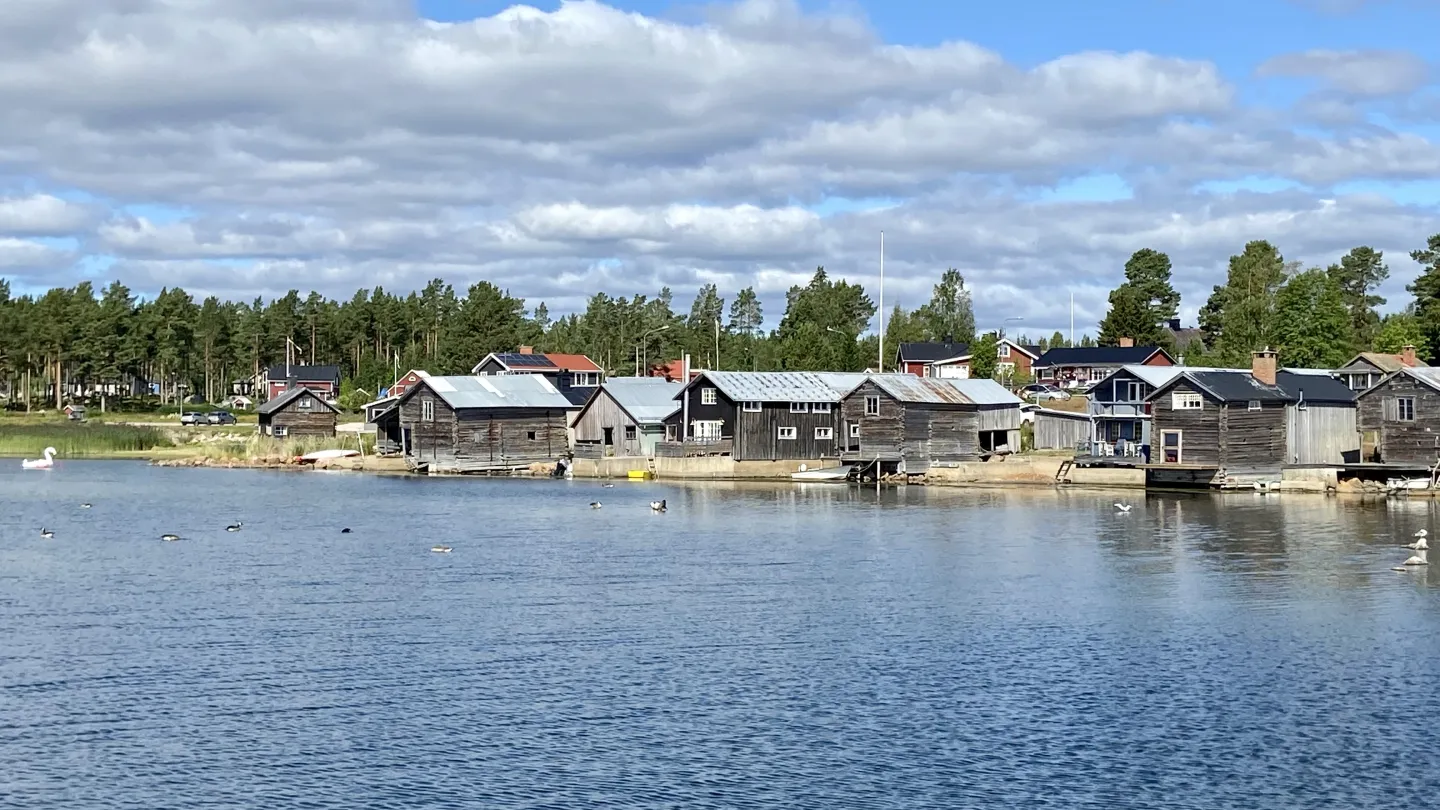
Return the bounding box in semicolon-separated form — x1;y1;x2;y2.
1271;267;1354;369
1213;241;1288;365
1327;246;1388;351
1122;248;1180;323
1407;233;1440;362
1097;286;1164;347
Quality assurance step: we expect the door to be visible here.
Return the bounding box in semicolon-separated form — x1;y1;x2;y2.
1161;430;1182;464
602;427;614;447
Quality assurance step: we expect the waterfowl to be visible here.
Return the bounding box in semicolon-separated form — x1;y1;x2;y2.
430;545;452;553
80;503;91;509
1114;503;1131;513
161;534;180;542
225;522;242;532
602;483;614;488
590;501;602;509
650;499;666;512
341;528;352;534
39;528;53;539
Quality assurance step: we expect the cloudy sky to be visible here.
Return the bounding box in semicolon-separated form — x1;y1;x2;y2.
2;0;1439;337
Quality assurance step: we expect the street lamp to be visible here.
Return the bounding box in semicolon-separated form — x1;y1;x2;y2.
636;325;670;376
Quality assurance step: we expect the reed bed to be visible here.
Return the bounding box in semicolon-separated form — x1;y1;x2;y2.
0;424;174;456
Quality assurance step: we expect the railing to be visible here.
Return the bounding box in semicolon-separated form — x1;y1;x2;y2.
655;438;733;457
1075;439;1146;460
1088;402;1152;417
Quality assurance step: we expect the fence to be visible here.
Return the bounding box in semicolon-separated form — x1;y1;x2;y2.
655;438;733;458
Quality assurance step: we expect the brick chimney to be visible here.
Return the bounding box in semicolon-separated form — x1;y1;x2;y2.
1252;347;1278;386
1118;337;1134;348
1402;344;1417;367
518;345;533;354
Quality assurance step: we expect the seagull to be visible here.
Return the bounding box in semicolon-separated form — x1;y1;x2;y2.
39;528;53;539
430;545;452;553
80;503;91;509
341;528;352;534
590;501;603;509
161;534;180;542
225;523;242;532
1114;503;1132;513
650;499;666;512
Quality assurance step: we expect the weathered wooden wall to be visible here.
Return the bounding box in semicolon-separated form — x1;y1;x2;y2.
572;390;649;455
262;395;337;437
734;403;844;461
398;386;567;467
975;405;1021;432
923;406;980;461
1035;412;1091;450
1218;401;1287;471
1358;375;1440;464
1152;381;1221;466
1286;405;1358;464
844;381;904;458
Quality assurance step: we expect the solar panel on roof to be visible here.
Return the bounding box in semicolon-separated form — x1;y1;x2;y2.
498;353;554;368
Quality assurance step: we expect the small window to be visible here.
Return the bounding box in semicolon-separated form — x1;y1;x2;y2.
421;398;435;422
1125;382;1145;401
1247;400;1261;411
1399;397;1416;421
850;423;861;438
864;396;880;416
572;372;599;387
815;426;833;440
790;402;809;413
297;396;313;411
527;430;537;440
777;426;797;440
742;401;762;412
1171;392;1203;410
666;424;678;441
811;402;832;413
624;426;636;440
999;343;1011;358
701;387;717;405
273;426;288;437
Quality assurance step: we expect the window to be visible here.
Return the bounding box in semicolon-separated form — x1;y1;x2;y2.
850;424;861;438
1247;400;1261;411
273;426;288;437
701;387;717;405
1039;368;1054;380
421;398;435;422
815;426;833;440
742;401;762;412
297;396;313;411
1172;392;1203;410
790;402;809;413
692;420;723;440
777;426;797;440
624;426;636;440
811;402;832;414
666;424;678;441
865;396;880;416
1125;382;1146;402
998;343;1011;358
527;430;537;440
922;365;932;377
571;372;599;387
1398;397;1416;422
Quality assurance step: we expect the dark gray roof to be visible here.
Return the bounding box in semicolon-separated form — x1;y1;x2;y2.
257;386;340;415
265;364;340;382
1157;370;1354;404
896;341;969;363
1034;346;1172;367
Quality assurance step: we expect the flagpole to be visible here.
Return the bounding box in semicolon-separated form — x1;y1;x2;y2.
1069;292;1074;346
878;230;884;372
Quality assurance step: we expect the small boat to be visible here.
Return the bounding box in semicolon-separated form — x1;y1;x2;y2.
790;466;853;482
301;449;360;461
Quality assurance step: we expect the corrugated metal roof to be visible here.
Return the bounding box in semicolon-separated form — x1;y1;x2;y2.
699;371;867;402
867;375;1022;405
603;378;682;424
1401;366;1440;390
421;375;573;410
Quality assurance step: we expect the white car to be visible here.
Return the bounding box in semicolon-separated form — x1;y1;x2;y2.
1019;403;1039;424
1019;384;1072;402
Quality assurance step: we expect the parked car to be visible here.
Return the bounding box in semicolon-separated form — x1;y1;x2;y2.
179;411;207;426
207;410;237;425
1018;403;1039;424
1018;384;1072;402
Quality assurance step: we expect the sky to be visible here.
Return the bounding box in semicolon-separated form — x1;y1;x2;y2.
2;0;1440;338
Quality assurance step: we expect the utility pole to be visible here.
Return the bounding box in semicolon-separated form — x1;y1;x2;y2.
878;230;884;372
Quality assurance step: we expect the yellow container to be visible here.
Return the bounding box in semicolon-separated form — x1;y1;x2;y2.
627;470;650;480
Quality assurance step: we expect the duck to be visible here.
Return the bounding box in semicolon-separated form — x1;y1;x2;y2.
225;522;242;532
602;483;614;489
430;545;452;553
161;534;180;542
80;503;91;509
589;501;602;509
39;528;53;539
1114;503;1131;513
341;528;352;534
650;499;666;512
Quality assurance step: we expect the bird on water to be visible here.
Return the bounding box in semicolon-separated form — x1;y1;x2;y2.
650;499;666;512
430;545;452;553
161;534;180;542
39;528;53;539
1114;503;1131;513
590;501;602;509
341;528;352;534
225;522;242;532
80;503;91;509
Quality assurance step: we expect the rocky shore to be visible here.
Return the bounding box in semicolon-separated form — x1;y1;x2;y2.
152;455;410;472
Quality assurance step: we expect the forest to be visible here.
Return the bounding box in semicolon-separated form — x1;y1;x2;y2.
2;232;1439;410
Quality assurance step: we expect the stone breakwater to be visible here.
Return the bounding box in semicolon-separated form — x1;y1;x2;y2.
152;455;411;472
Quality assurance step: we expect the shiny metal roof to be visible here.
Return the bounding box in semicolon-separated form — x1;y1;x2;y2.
869;375;1023;405
602;378;682;424
420;375;573;410
696;371;869;402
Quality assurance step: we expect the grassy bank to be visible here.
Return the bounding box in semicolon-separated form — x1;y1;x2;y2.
0;423;175;457
172;433;373;461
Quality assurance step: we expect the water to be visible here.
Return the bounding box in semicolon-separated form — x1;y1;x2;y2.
3;461;1440;808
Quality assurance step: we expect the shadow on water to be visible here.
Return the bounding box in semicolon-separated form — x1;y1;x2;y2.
3;461;1440;809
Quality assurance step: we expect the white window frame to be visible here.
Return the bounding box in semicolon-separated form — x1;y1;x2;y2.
811;402;832;414
777;426;797;440
691;420;723;440
1125;382;1145;402
998;343;1011;358
571;372;600;387
421;398;435;422
865;396;880;416
850;423;861;438
701;387;717;405
790;402;809;413
1171;392;1203;411
1399;396;1416;422
815;426;833;440
742;401;762;412
297;396;313;411
273;425;288;437
1247;400;1261;411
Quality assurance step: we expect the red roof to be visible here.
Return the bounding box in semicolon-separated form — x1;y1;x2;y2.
543;353;601;372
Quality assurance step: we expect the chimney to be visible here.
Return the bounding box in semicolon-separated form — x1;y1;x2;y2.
1118;337;1134;348
518;345;533;354
1402;344;1417;367
1252;347;1278;386
1168;318;1181;331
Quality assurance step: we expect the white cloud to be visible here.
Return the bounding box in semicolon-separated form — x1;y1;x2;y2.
0;0;1437;334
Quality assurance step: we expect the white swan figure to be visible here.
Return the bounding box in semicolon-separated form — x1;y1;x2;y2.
1408;536;1429;551
1402;550;1429;566
22;447;57;469
1114;503;1131;513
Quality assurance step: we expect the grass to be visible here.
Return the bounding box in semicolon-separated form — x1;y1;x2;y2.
169;432;374;461
0;423;176;457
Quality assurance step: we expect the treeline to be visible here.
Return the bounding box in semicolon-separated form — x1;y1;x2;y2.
1094;238;1440;369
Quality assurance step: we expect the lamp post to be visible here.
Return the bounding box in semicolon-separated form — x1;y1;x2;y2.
636;325;670;376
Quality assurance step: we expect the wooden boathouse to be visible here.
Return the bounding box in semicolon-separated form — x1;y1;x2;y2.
665;371;867;461
572;377;682;457
396;374;572;473
256;385;339;438
840;375;1023;468
1355;365;1440;464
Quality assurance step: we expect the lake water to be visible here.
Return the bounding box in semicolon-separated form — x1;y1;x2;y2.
3;461;1440;808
